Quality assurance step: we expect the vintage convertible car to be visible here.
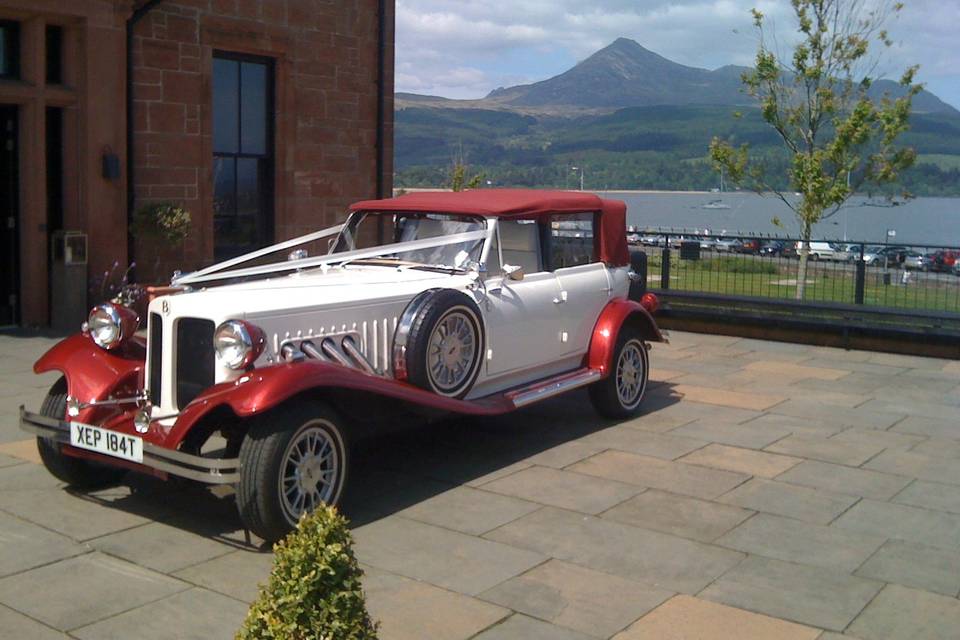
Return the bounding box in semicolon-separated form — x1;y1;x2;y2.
21;189;664;541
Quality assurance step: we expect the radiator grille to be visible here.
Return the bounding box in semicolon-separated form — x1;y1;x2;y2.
175;318;215;409
148;313;163;405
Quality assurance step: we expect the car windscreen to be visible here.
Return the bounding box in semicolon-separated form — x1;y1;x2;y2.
332;211;486;271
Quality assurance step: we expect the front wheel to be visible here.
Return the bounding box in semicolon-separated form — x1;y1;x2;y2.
236;401;349;542
36;377;126;488
588;327;650;419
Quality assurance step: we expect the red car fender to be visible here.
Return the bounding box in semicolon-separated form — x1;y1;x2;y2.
33;333;145;423
586;298;664;376
163;359;515;448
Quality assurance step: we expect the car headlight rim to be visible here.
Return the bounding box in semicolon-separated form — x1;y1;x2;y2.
87;303;136;350
214;320;265;370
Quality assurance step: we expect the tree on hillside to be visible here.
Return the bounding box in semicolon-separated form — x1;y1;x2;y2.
710;0;921;299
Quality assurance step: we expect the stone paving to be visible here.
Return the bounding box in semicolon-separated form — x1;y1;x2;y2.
1;330;959;639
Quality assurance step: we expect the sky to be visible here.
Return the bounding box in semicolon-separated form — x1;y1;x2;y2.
395;0;960;109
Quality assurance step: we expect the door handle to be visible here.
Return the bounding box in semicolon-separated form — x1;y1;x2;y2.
553;290;568;304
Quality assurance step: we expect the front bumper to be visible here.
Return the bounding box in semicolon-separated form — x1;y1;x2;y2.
20;407;240;485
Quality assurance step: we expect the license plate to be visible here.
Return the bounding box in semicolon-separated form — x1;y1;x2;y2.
70;423;143;464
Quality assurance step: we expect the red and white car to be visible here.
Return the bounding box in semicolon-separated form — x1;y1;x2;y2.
21;190;664;541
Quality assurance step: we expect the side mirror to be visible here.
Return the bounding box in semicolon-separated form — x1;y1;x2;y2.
503;264;524;281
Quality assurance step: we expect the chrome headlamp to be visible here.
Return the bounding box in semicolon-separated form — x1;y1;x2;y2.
87;303;138;350
214;320;266;370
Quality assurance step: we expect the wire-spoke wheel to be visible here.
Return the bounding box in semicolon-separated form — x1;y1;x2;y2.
399;289;484;399
237;401;348;542
589;326;649;419
427;309;478;394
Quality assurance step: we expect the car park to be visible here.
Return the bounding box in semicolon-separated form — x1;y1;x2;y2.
796;241;849;261
862;246;910;266
20;190;664;542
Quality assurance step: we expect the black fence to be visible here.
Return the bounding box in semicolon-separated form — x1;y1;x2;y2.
630;229;960;315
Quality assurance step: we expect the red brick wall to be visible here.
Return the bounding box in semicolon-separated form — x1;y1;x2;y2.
131;0;393;279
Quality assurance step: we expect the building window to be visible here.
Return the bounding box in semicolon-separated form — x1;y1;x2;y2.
212;53;274;260
45;25;63;85
0;21;20;79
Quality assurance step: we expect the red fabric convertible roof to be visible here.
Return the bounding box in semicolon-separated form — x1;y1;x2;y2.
349;189;630;266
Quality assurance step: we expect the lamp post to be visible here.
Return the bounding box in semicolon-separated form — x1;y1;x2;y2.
571;166;584;191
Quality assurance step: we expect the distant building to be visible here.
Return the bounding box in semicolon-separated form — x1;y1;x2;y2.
0;0;394;326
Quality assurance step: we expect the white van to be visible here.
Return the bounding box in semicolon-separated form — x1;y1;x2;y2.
795;241;850;261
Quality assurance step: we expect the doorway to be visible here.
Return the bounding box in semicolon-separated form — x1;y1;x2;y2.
0;105;17;325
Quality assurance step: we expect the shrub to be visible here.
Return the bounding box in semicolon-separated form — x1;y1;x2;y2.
237;507;378;640
131;201;192;246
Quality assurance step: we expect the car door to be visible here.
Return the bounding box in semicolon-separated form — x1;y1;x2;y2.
547;212;612;358
482;219;566;377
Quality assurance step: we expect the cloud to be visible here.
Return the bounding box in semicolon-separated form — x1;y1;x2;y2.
395;0;960;107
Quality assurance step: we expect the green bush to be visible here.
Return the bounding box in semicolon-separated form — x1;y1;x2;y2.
684;257;779;274
132;201;192;246
237;507;378;640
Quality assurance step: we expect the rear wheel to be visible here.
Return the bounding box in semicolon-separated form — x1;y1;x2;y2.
236;400;348;542
36;377;126;488
588;326;650;419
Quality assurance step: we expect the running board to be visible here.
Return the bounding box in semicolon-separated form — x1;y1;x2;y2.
506;368;603;408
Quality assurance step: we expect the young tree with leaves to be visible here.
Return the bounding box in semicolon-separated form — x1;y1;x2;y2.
710;0;921;299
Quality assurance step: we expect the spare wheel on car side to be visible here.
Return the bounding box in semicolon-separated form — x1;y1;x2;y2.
394;289;484;399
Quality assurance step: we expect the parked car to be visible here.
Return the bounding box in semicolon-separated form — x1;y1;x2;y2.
928;250;959;273
903;252;927;270
759;241;786;256
713;238;740;253
639;234;665;247
862;246;910;266
19;190;664;542
736;238;761;254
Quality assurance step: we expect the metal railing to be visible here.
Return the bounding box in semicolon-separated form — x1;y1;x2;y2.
629;228;960;315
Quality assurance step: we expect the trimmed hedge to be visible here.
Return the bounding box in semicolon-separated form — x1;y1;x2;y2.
237;507;377;640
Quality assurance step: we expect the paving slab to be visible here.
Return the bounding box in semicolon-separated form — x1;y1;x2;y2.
601;489;753;543
909;437;960;460
765;434;886;467
847;583;960;640
833;499;960;550
480;559;672;638
864;450;960;486
173;549;275;604
776;460;912;501
71;587;248;640
700;555;883;631
716;513;884;572
0;438;40;464
485;506;744;594
481;466;640;515
397;485;540;535
855;540;960;597
361;567;510;640
891;480;960;515
830;427;925;451
891;415;960;440
740;412;850;437
743;360;849;381
679;443;802;478
769;399;905;430
668;384;786;411
0;511;88;578
569;450;749;500
718;478;859;525
859;398;959;423
519;441;607;468
473;613;596;640
353;516;545;596
669;420;794;449
0;552;188;631
0;452;26;468
613;595;821;640
0;603;68;640
578;426;708;460
90;522;234;573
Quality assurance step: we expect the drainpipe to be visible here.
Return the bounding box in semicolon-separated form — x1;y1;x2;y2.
375;0;387;198
126;0;165;277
